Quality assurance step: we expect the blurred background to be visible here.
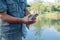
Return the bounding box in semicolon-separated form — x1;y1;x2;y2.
23;0;60;40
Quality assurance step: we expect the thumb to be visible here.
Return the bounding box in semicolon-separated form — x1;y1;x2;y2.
26;14;32;17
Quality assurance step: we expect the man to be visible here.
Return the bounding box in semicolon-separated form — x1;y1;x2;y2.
0;0;36;40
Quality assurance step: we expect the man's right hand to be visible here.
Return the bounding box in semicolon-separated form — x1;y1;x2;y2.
0;12;36;24
22;14;36;24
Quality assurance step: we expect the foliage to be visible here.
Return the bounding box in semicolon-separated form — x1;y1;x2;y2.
52;3;60;12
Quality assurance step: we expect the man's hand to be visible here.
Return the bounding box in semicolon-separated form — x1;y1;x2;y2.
22;14;36;24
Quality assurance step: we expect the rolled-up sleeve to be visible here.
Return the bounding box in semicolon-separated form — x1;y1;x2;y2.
0;0;7;12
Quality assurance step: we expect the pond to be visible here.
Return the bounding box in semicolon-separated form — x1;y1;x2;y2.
23;26;60;40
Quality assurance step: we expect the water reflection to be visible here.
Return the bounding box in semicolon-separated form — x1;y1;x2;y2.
23;26;60;40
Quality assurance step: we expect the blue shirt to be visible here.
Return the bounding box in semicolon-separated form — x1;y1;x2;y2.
0;0;28;38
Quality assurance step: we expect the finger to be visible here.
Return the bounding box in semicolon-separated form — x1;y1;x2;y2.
27;21;36;24
32;18;36;20
29;20;36;24
32;21;36;23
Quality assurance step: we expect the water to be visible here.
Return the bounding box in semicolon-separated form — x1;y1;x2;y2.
23;26;60;40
